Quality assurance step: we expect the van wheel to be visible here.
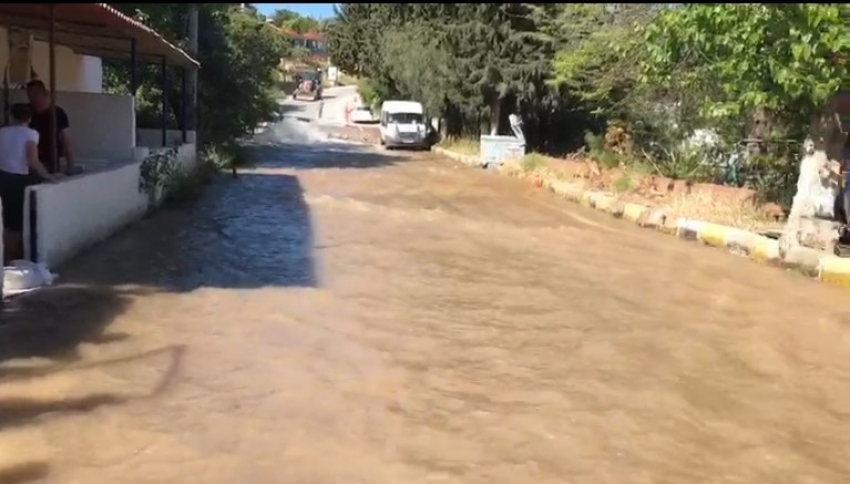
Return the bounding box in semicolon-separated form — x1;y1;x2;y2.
379;137;385;146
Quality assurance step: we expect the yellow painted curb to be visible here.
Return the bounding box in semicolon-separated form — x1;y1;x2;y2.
622;203;649;222
436;147;829;285
562;185;584;202
748;236;780;263
818;256;850;290
696;222;732;249
595;194;618;212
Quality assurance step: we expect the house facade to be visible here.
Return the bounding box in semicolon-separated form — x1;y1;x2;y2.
269;24;328;65
0;4;199;278
290;30;326;57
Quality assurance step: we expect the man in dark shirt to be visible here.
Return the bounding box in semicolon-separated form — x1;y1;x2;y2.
26;79;75;174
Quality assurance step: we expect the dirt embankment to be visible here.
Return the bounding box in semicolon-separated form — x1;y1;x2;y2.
513;155;785;231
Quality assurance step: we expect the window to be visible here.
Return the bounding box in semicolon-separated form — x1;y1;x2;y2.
387;113;423;124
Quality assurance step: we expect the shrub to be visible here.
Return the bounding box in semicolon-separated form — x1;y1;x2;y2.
520;153;548;172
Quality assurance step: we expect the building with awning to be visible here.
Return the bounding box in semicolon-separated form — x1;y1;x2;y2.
0;4;200;274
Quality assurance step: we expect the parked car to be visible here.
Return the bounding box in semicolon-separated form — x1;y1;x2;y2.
350;105;376;124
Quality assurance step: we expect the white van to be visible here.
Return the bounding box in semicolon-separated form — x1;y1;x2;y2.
379;100;429;149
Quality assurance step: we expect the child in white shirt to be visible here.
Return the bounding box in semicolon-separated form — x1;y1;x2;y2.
0;103;56;262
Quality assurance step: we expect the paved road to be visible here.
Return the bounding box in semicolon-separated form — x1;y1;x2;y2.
279;85;358;127
2;117;850;483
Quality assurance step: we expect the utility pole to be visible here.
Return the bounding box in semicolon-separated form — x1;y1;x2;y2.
187;4;199;148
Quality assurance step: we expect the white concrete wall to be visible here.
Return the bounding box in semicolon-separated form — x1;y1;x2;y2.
137;128;197;148
0;27;103;93
5;90;135;161
22;143;198;267
23;161;147;266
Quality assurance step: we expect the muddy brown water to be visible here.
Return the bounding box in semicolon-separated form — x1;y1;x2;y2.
1;126;850;483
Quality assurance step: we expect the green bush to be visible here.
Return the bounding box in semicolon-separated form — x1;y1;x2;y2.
356;78;381;110
520;153;548;172
584;131;621;169
612;173;632;193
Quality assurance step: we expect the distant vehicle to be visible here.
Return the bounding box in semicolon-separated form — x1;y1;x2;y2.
350;105;376;124
379;100;429;150
292;70;323;101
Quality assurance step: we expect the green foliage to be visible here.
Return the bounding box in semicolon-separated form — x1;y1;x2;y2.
355;78;381;110
641;144;713;182
381;24;453;116
520;153;548;172
139;148;179;199
204;142;255;170
583;131;619;169
438;137;480;156
327;3;554;136
612;173;632;194
547;4;660;117
104;4;287;145
324;3;846;205
269;8;321;33
642;4;847;120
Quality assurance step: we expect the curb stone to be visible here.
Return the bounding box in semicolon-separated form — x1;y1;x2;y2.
622;203;648;222
432;146;850;291
817;255;850;289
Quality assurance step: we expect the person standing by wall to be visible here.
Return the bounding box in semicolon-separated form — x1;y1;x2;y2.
0;103;58;262
26;79;75;174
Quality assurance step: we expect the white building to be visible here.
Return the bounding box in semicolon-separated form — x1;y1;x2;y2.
0;4;199;278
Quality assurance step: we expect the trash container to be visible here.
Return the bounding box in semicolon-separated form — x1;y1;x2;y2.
478;114;526;168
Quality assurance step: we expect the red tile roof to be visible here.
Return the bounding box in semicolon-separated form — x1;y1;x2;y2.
266;24;324;42
300;31;324;42
0;3;198;66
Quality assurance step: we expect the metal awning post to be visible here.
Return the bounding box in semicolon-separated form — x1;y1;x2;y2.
129;38;137;96
160;56;167;147
48;4;58;172
180;67;187;143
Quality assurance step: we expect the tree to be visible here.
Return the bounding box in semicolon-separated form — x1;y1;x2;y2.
324;4;371;76
328;3;553;136
641;3;849;251
445;4;553;135
270;8;320;33
104;4;287;146
381;24;453;116
546;4;660;117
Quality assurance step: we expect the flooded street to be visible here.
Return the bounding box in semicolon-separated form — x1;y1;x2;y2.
2;117;850;483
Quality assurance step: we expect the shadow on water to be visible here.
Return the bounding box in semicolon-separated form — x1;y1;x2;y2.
0;126;406;365
0;122;406;479
0;344;186;427
0;122;409;361
0;461;49;484
56;128;408;293
0;286;133;364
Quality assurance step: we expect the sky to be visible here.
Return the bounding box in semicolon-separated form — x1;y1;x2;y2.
252;3;337;20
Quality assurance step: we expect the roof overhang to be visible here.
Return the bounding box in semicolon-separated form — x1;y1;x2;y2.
0;4;199;67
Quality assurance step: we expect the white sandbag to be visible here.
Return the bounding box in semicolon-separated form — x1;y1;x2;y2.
4;259;57;294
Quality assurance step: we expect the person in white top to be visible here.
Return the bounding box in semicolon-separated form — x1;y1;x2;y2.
0;103;57;262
